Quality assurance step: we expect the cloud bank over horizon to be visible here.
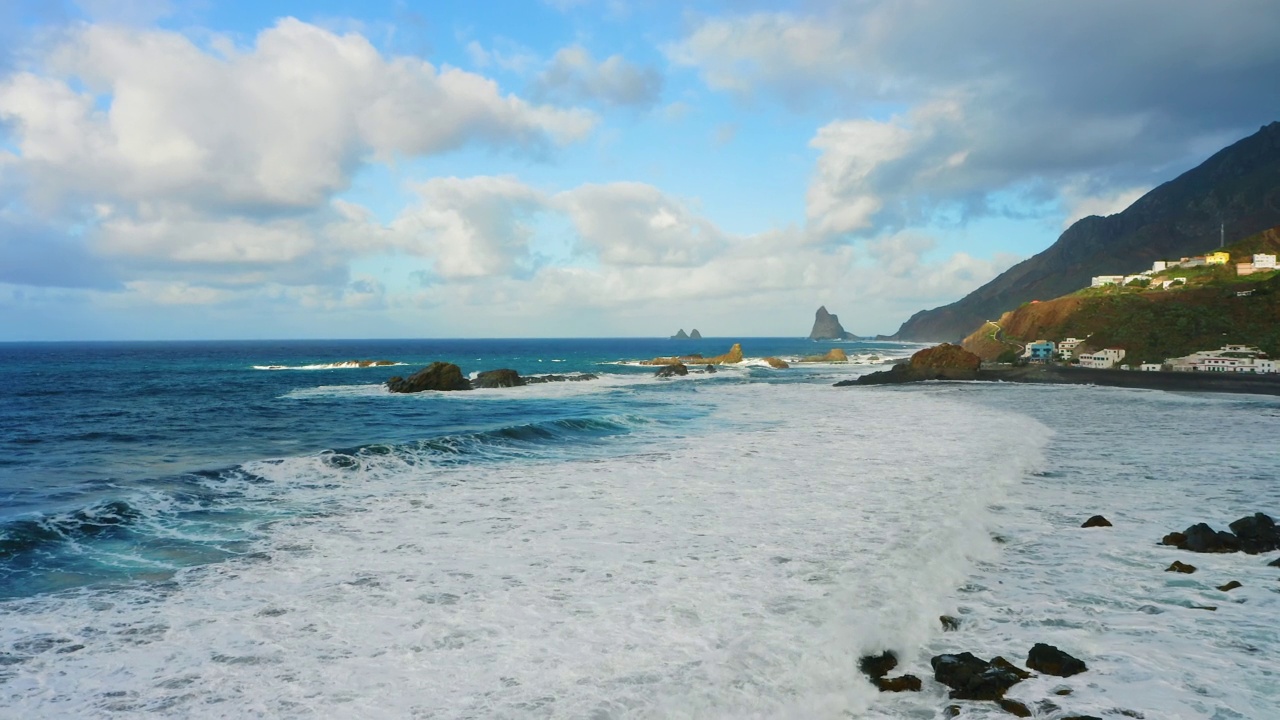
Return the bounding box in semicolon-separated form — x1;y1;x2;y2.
2;1;1277;340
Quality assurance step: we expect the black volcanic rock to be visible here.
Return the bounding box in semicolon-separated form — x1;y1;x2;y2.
655;363;688;377
893;122;1280;341
808;306;858;340
473;369;525;388
930;652;1026;700
386;362;472;393
1026;643;1087;677
1227;513;1280;554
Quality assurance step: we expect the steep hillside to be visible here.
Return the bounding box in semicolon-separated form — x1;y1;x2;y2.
960;225;1280;364
894;121;1280;341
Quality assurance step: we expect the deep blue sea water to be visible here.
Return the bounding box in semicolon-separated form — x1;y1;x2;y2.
2;338;1279;718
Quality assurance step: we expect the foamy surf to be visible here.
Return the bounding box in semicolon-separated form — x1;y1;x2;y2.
253;361;407;371
0;383;1047;719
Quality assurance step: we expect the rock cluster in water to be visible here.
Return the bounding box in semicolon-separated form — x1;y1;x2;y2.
670;329;703;339
797;348;848;363
1160;512;1280;554
386;363;597;393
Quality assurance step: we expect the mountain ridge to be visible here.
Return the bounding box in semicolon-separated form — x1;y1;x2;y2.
893;122;1280;341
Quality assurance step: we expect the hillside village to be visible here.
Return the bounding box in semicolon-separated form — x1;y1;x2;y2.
980;229;1280;374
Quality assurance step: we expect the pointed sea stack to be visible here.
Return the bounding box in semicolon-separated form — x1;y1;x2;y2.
671;329;689;339
689;329;702;339
808;306;858;340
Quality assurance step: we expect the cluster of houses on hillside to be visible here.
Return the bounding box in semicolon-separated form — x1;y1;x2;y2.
1090;252;1277;289
1017;340;1277;374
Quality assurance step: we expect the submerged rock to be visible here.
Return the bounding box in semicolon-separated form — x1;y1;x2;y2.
998;698;1032;717
704;364;717;373
874;675;922;692
940;615;961;631
473;369;525;388
386;362;472;393
1268;556;1280;567
523;373;597;384
858;651;897;679
1217;580;1243;592
1082;515;1112;528
1166;561;1197;574
1026;643;1087;677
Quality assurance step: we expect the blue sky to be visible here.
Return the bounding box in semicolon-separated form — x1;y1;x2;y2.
2;0;1278;340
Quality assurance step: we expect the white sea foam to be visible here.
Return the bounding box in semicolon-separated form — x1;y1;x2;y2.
253;361;408;371
0;383;1047;718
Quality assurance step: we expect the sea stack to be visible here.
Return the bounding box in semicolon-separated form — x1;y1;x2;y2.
671;329;689;339
689;329;702;339
808;306;857;340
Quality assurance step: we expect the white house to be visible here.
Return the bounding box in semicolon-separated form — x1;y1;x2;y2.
1057;337;1085;358
1079;348;1126;369
1254;254;1277;269
1123;275;1147;285
1091;275;1125;287
1160;278;1186;289
1140;363;1162;372
1167;346;1277;374
1152;261;1170;272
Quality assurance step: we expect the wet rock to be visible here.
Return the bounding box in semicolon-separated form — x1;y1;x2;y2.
1081;515;1112;528
1166;561;1197;574
798;348;849;363
1181;523;1240;553
998;698;1032;717
858;651;898;679
1268;556;1280;567
1217;580;1243;592
845;343;981;385
1061;716;1103;720
655;363;688;378
704;365;717;373
940;615;961;631
1036;699;1061;714
1052;685;1073;696
1026;643;1087;677
1191;604;1218;611
931;652;1026;700
472;369;524;388
1227;513;1280;554
945;705;962;718
874;675;922;692
763;356;790;369
990;657;1031;680
386;362;472;393
1161;531;1187;547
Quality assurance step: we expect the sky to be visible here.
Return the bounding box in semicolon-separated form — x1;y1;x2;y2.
1;0;1278;341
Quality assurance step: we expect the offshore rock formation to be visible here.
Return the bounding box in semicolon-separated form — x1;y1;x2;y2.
894;122;1280;341
655;363;688;377
808;306;858;340
764;357;790;368
690;329;702;339
641;343;743;366
1160;512;1279;554
388;365;598;393
670;328;704;339
386;362;472;393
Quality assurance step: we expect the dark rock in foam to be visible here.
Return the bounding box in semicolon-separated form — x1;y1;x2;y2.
386;362;472;393
1026;643;1087;677
1081;515;1112;528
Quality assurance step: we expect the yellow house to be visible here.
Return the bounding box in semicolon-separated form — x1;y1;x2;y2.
1207;251;1230;265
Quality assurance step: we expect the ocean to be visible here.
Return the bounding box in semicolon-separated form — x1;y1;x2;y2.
1;338;1277;719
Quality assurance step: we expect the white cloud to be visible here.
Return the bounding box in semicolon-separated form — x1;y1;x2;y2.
554;182;726;266
1059;182;1150;228
532;45;662;108
0;19;595;216
390;176;548;279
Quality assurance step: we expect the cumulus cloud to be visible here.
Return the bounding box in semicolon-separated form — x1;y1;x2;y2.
554;182;726;266
531;45;662;108
0;18;595;216
671;1;1280;238
389;176;548;279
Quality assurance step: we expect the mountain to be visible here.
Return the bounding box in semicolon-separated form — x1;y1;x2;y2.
893;122;1280;341
808;306;859;340
961;224;1280;364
